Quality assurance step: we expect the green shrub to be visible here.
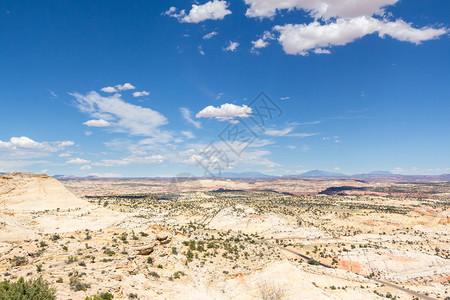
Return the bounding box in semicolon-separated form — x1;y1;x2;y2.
103;249;115;256
307;259;320;266
0;277;56;299
50;234;60;241
69;277;90;291
11;256;28;266
85;292;114;300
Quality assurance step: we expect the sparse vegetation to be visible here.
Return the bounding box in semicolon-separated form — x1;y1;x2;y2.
0;277;56;299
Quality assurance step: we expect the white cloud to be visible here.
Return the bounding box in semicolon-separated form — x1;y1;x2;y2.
289;132;317;137
92;155;164;167
80;165;91;170
274;17;448;55
287;145;296;150
314;48;331;54
180;107;202;129
165;1;231;23
181;130;195;139
198;45;205;55
101;86;117;93
224;41;239;52
58;152;71;157
216;92;224;100
251;31;275;53
0;137;74;159
244;0;399;19
280;96;290;100
203;31;218;39
196;103;252;121
182;142;279;170
132;91;150;97
265;127;294;136
116;83;135;91
252;38;269;49
67;158;90;164
71;91;169;137
264;127;317;137
83;119;111;127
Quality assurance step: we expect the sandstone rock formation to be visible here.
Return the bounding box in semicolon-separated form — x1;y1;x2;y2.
0;172;89;211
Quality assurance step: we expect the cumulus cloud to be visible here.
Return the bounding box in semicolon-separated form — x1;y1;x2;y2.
165;0;231;23
0;136;74;159
101;83;135;92
67;158;90;164
203;31;218;39
274;17;448;55
251;38;269;49
71;91;169;137
180;107;202;129
83;119;111;127
224;41;239;52
244;0;399;19
132;91;150;97
101;86;117;93
116;83;135;91
196;103;252;121
251;31;275;53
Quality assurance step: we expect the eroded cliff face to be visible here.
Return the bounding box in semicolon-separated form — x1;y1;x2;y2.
0;172;90;211
0;173;125;242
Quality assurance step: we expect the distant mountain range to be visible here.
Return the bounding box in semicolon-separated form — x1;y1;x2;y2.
50;171;450;182
296;169;347;177
214;172;273;178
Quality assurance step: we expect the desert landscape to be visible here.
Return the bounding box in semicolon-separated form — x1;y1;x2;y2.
0;172;448;299
2;1;449;299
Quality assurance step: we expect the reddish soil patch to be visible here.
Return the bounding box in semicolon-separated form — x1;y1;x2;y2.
363;220;377;226
338;260;363;274
432;275;450;283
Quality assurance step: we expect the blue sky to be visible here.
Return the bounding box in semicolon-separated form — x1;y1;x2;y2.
0;0;449;177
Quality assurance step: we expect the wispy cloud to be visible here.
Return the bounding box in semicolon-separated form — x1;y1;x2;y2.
203;31;218;39
180;107;202;129
71;91;169;137
264;127;317;138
